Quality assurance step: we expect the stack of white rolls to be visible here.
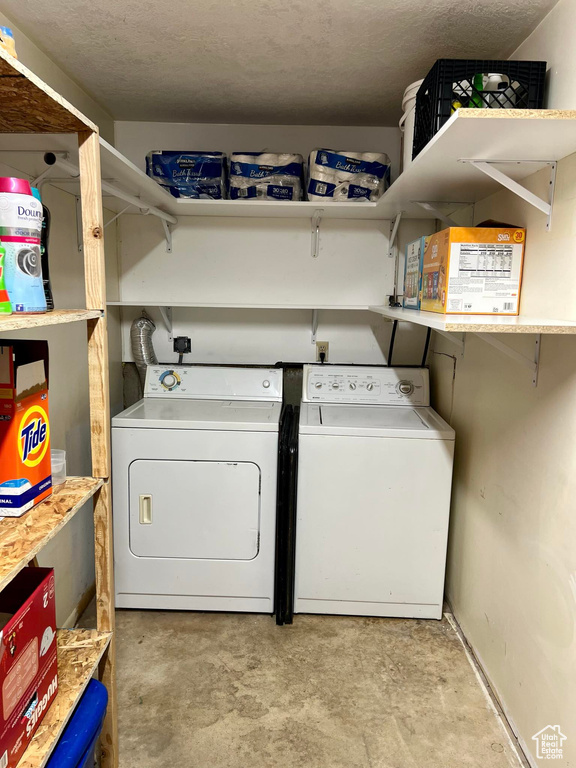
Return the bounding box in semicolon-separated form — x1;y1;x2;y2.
229;153;303;201
307;149;391;202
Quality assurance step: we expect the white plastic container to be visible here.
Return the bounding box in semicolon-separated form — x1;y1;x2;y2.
399;79;423;173
51;449;66;486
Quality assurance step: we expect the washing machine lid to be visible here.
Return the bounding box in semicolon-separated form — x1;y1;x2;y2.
112;397;282;431
299;403;454;439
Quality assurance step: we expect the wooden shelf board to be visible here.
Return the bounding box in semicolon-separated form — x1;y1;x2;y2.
0;477;103;592
2;110;576;221
107;301;370;310
369;305;576;334
18;629;112;768
0;49;96;134
0;309;102;333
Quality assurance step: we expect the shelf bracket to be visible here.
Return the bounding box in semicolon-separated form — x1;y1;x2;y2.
162;219;173;254
311;209;323;258
158;306;173;343
414;202;459;227
389;212;403;306
75;196;83;253
475;332;541;386
311;309;319;344
462;160;556;230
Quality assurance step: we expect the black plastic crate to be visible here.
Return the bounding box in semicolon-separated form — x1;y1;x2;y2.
412;59;547;159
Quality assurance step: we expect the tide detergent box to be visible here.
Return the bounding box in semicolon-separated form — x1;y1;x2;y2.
0;340;52;517
0;568;58;768
403;236;428;310
421;225;526;315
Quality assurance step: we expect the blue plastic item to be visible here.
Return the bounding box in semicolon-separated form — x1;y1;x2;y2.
46;678;108;768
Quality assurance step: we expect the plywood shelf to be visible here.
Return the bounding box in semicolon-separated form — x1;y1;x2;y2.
17;629;112;768
0;309;103;333
369;305;576;334
0;49;96;134
0;477;103;593
107;301;370;310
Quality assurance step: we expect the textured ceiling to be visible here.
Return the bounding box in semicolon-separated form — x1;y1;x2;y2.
2;0;557;125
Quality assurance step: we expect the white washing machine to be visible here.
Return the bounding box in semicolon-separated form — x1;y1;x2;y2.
112;365;283;613
294;365;455;620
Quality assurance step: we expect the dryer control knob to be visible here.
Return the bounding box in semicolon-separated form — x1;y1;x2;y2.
315;382;323;389
366;382;374;391
332;382;339;390
162;374;177;389
263;380;270;388
349;382;357;390
398;380;414;395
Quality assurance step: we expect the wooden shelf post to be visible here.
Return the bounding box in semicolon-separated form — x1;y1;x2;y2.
78;129;117;768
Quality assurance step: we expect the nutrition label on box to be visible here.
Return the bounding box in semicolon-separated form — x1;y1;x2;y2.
457;243;514;278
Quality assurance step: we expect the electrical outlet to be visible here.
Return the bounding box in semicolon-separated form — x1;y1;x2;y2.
316;341;329;362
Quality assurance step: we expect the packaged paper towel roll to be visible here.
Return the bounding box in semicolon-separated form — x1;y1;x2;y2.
146;151;226;199
307;150;391;202
229;153;303;201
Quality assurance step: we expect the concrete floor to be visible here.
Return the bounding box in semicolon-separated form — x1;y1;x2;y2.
113;610;522;768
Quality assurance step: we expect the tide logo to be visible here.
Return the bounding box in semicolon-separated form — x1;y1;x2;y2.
18;406;50;466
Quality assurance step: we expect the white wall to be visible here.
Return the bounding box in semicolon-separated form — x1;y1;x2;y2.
0;10;114;141
435;4;576;763
510;0;576;110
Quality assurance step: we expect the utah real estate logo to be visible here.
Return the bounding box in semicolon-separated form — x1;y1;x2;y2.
532;725;567;760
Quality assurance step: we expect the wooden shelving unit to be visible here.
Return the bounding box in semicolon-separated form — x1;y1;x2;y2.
18;630;112;768
0;48;117;768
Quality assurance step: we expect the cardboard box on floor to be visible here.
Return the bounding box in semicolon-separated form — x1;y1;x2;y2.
421;223;526;315
0;340;52;517
0;568;58;768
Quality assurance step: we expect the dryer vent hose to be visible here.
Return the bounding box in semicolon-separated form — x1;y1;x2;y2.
130;314;158;386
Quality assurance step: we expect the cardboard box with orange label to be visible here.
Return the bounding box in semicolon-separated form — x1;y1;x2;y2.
0;340;52;517
421;225;526;315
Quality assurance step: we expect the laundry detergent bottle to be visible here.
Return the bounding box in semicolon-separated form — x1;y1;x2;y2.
31;187;54;310
0;177;46;313
0;244;12;314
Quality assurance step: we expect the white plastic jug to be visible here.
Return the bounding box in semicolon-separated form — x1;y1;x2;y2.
399;79;423;173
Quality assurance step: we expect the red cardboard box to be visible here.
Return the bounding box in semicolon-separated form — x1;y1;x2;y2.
0;568;58;768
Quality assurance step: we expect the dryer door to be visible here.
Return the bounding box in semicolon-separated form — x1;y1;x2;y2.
129;460;261;560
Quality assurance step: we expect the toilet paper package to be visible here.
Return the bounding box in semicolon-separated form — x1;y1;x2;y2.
229;153;303;201
146;151;226;199
307;150;391;202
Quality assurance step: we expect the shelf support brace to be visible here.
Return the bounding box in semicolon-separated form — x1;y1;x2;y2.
475;332;541;386
104;204;133;229
311;210;323;258
389;212;403;306
434;330;466;355
162;220;173;254
415;202;459;227
311;309;319;344
463;160;556;230
158;306;173;343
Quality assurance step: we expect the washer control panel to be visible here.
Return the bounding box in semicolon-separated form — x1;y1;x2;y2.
303;365;429;405
144;366;282;401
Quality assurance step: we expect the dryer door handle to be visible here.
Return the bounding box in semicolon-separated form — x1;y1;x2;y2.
139;494;153;525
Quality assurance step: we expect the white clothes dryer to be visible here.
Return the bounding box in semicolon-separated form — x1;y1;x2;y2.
112;365;282;613
294;365;455;620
